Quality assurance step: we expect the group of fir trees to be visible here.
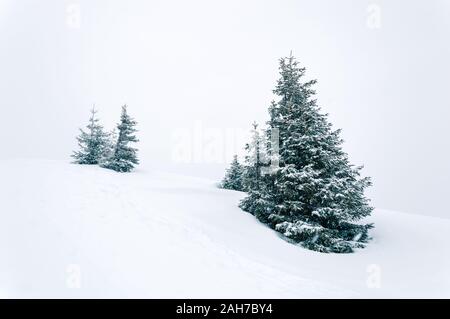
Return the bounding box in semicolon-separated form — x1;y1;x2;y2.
72;105;139;172
221;54;373;253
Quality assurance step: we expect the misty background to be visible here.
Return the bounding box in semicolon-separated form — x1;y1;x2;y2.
0;0;449;218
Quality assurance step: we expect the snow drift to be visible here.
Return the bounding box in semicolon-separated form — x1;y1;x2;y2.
0;160;449;298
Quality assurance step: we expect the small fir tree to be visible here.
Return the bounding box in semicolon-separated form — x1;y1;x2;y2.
221;155;244;191
239;123;274;221
72;106;109;165
99;128;118;166
101;105;139;172
241;122;264;192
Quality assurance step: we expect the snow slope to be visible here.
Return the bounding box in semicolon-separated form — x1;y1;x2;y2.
1;160;449;298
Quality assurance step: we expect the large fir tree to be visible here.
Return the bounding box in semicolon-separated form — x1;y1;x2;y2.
101;105;139;172
221;155;244;191
72;106;109;165
240;55;373;253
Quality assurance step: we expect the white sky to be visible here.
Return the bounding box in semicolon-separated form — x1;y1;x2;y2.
1;0;449;217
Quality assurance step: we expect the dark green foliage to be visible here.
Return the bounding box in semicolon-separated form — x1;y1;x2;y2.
101;105;139;173
239;55;373;253
221;155;244;191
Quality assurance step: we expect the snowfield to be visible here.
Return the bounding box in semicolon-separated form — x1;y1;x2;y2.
1;160;449;298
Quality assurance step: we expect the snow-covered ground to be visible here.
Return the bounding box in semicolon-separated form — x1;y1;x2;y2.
1;159;449;298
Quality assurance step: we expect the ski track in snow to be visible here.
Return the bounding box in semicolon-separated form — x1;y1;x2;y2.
0;159;449;298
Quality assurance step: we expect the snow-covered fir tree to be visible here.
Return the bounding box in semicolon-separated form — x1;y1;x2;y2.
240;55;373;253
220;155;244;191
99;128;118;166
241;122;264;192
101;105;139;172
72;106;109;165
239;122;274;220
